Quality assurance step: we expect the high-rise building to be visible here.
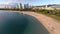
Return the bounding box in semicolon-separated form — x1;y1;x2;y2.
24;4;26;9
24;4;29;9
20;3;23;9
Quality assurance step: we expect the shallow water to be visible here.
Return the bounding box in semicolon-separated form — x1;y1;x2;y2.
0;11;50;34
23;14;50;34
0;12;28;34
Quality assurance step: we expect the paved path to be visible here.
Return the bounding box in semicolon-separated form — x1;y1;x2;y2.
22;11;60;34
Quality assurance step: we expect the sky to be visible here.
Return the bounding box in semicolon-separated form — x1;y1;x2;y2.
0;0;60;6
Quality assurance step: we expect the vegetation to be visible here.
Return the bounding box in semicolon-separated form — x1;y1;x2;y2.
32;9;60;21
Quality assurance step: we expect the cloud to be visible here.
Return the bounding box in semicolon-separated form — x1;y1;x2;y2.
7;0;20;3
0;0;20;4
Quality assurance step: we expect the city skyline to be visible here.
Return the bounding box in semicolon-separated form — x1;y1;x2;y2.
0;0;60;6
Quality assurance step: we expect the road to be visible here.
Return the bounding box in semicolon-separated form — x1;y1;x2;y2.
22;11;60;34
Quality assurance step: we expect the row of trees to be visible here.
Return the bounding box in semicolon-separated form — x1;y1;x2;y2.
32;9;60;17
